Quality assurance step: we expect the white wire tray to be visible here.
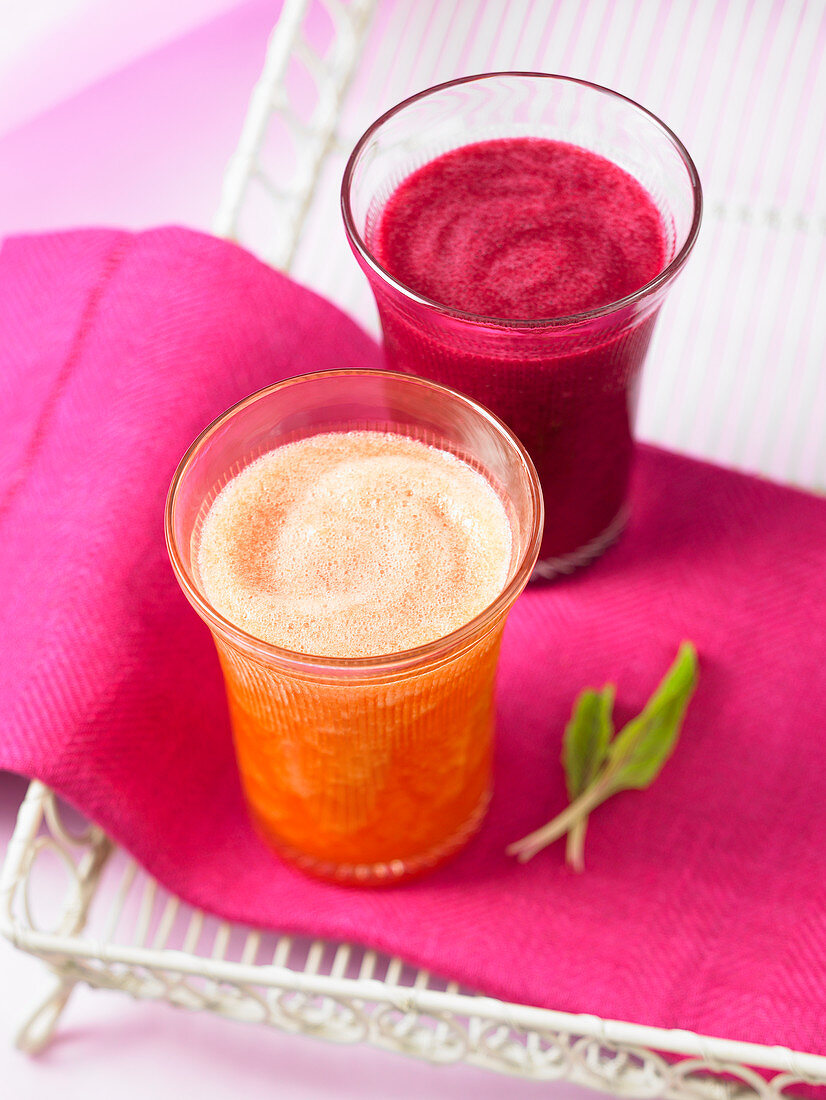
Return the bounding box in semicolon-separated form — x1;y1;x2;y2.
4;781;826;1098
3;1;826;1095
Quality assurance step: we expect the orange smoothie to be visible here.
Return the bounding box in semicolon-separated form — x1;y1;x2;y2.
196;430;514;882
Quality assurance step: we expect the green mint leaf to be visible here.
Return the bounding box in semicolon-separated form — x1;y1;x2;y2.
606;642;698;793
563;686;615;800
507;642;699;869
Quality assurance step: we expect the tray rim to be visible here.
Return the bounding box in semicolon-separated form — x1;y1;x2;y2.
3;0;826;1093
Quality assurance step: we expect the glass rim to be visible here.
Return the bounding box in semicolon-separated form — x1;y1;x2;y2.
341;71;703;329
165;369;544;677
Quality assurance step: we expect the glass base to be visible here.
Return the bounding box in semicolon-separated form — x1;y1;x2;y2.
260;787;492;887
531;505;629;582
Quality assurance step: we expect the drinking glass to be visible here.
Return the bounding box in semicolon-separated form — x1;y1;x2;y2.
342;73;701;576
166;370;542;884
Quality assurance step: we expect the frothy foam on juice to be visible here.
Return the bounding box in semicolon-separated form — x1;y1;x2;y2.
196;431;513;658
375;137;666;319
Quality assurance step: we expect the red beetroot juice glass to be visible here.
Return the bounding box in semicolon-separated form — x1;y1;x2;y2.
342;73;702;577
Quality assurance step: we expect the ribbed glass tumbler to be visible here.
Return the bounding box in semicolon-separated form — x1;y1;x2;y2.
166;370;543;885
343;73;702;577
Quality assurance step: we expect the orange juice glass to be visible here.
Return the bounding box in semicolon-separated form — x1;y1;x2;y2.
166;370;543;885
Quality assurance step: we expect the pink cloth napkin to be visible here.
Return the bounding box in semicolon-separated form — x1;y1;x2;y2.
3;228;826;1060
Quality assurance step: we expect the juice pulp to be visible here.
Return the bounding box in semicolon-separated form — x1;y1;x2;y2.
372;138;668;564
197;431;513;882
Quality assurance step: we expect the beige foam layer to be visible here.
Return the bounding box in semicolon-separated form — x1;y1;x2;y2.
197;431;512;658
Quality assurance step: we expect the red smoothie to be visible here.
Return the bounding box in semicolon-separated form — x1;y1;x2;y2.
370;138;668;566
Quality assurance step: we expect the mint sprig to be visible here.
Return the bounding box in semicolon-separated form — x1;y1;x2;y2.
506;643;698;871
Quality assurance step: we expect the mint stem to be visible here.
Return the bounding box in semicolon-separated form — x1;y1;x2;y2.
565;816;588;873
506;773;615;862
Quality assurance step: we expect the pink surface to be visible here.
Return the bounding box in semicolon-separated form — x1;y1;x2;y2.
0;1;279;237
3;228;826;1059
0;0;264;139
